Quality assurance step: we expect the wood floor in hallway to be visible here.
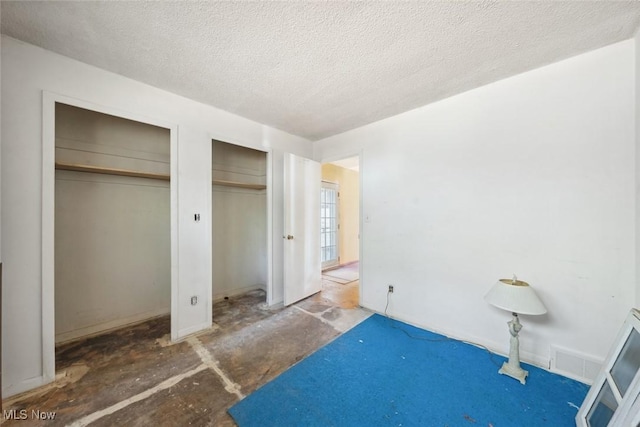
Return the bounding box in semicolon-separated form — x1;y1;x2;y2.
2;285;369;426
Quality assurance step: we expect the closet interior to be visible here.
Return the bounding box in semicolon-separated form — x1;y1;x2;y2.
212;140;268;303
54;103;171;345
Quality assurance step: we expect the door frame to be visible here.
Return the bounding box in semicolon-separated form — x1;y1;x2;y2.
319;152;363;306
42;91;179;385
209;137;272;308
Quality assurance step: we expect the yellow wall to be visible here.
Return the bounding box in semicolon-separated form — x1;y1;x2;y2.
321;163;359;265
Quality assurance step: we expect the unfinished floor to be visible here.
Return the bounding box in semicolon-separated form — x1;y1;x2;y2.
2;277;369;426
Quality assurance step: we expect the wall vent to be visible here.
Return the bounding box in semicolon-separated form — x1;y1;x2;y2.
550;345;601;385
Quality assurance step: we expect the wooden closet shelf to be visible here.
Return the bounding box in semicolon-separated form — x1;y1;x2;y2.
55;163;267;189
55;162;170;181
212;179;266;190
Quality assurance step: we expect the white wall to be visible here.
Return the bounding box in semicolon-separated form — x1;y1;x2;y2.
315;40;636;372
213;187;267;299
55;172;171;342
1;36;312;397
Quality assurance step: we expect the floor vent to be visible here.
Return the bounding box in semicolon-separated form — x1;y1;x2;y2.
550;345;601;384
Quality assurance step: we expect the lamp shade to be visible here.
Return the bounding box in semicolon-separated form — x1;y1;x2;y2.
484;278;547;315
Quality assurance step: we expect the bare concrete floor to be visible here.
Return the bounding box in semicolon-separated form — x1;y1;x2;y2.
2;281;369;426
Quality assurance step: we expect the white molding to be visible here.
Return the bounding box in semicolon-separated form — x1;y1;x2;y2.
366;306;551;371
40;91;180;378
213;284;265;302
41;92;56;386
577;311;640;425
55;308;171;345
176;321;213;340
170;125;179;341
2;375;49;399
357;149;364;308
266;150;274;306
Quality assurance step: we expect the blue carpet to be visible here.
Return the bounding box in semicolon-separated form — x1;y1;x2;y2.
228;314;588;426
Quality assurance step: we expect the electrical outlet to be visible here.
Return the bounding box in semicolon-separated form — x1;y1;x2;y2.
388;285;394;293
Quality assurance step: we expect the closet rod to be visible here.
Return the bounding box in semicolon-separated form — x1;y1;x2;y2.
55;161;170;181
56;162;266;189
212;179;267;190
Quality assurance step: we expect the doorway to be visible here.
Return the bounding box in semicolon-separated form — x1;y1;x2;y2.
321;181;340;270
320;156;360;303
211;139;268;307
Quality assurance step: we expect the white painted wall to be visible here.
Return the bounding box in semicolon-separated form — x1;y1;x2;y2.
315;40;636;372
213;187;267;299
1;36;311;397
55;172;171;342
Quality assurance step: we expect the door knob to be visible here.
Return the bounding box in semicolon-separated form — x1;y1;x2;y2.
286;235;294;240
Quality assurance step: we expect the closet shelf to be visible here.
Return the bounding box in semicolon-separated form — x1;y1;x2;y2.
212;179;266;190
55;162;266;189
55;162;170;181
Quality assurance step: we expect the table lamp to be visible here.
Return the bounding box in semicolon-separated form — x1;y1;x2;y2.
484;275;546;384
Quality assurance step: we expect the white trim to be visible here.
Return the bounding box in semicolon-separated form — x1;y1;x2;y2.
210;131;262;154
320;152;361;165
170;125;179;341
3;375;50;399
41;92;56;385
577;311;640;426
358;149;364;308
41;92;180;384
266;150;274;306
55;308;171;345
176;321;213;340
370;306;550;370
212;285;265;302
44;91;178;129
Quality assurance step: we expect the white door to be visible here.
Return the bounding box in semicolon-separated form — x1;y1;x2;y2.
283;153;322;305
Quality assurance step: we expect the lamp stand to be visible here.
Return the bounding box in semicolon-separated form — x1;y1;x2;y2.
498;312;528;384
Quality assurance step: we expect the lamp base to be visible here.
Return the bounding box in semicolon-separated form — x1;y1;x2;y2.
499;361;528;385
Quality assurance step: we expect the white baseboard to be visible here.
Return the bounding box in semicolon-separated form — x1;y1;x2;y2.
55;307;170;344
212;284;265;302
176;321;212;341
363;305;550;371
2;375;49;399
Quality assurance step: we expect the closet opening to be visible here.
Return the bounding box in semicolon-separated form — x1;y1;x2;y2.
211;139;268;317
54;103;171;365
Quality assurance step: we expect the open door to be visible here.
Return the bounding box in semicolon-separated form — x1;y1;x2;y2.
283;153;322;305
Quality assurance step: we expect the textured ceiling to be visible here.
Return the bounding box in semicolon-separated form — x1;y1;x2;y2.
2;1;640;141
